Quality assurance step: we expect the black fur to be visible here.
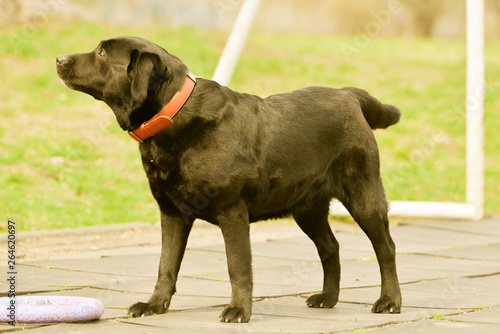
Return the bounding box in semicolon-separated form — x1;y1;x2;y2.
56;36;402;323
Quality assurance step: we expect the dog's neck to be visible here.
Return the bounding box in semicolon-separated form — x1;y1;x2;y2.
128;73;197;143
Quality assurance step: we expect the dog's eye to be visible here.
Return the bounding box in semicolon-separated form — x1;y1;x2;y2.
98;49;106;57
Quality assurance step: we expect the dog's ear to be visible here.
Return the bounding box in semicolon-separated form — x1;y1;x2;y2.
127;49;164;107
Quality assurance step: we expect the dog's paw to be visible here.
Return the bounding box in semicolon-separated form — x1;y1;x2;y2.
371;296;401;314
127;301;168;318
306;292;338;308
219;305;251;323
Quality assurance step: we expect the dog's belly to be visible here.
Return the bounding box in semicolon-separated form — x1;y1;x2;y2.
170;141;337;223
246;179;330;222
241;158;337;222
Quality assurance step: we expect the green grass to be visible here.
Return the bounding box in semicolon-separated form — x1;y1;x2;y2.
1;21;499;231
430;312;446;320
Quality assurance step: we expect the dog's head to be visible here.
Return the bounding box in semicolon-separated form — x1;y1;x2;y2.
56;37;189;130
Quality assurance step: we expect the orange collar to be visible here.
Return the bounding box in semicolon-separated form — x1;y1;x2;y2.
128;73;197;142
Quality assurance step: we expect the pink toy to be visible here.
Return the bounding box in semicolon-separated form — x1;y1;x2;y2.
0;296;104;323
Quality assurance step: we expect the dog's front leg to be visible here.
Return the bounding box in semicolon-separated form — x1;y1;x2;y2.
128;212;193;317
218;204;253;323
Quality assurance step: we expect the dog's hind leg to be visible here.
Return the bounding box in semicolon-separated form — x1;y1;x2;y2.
293;199;340;308
337;147;402;314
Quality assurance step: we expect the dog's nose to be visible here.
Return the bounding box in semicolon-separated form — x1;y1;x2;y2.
56;55;67;65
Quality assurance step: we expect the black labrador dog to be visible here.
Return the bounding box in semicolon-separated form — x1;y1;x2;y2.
56;36;402;323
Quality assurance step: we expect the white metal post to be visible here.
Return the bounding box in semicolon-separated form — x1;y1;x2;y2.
212;0;262;86
465;0;485;219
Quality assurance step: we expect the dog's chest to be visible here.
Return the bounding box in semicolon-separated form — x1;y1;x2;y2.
139;142;200;200
140;142;179;183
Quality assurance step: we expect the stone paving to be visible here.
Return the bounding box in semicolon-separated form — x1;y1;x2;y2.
1;218;500;333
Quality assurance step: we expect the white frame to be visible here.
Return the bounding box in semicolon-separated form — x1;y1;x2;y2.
213;0;485;220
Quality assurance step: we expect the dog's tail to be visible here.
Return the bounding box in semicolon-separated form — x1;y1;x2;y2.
343;87;401;130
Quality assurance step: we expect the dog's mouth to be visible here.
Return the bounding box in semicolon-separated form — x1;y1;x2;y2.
56;55;103;101
56;56;76;87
